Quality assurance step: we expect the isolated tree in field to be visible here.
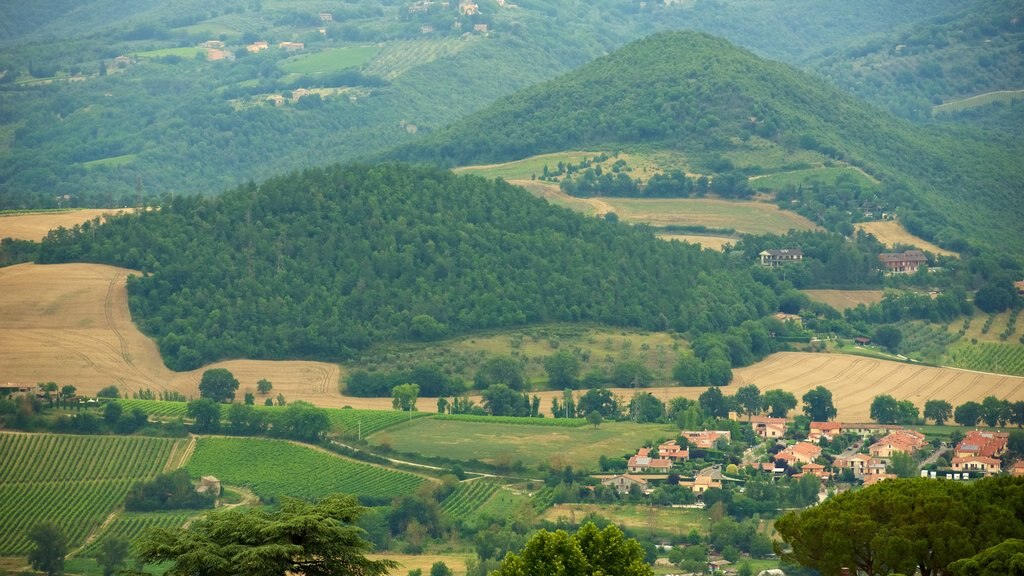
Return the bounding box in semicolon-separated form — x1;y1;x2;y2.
924;400;953;426
699;386;729;419
587;410;604;429
199;368;239;403
543;350;581;389
870;394;901;424
95;536;129;576
734;384;762;419
763;389;797;418
873;325;903;353
802;386;836;422
981;395;1011;427
430;561;453;576
392;383;420;412
244;392;255;405
494;522;653;576
133;494;396;576
187;398;221;433
27;521;67;576
256;379;273;395
96;385;120;398
956;401;982;427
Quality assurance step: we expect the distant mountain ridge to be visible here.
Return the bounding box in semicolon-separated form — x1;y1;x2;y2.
391;31;1023;253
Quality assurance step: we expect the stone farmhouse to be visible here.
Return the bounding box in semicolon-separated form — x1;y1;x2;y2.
878;250;928;274
758;248;803;267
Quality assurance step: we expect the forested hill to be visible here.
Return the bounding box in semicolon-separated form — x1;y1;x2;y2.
38;163;777;370
390;31;1024;254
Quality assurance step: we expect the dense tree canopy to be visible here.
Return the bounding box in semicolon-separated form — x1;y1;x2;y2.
494;522;653;576
39;163;778;370
777;477;1024;576
133;494;395;576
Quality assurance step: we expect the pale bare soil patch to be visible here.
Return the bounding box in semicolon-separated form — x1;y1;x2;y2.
0;209;130;241
856;221;957;257
367;552;474;576
0;263;344;404
803;289;885;311
656;234;736;251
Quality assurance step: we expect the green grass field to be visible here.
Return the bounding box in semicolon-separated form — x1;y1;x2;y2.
0;433;183;555
749;166;878;191
542;503;708;537
455;152;600;181
186;437;428;501
599;197;818;235
281;46;380;75
368;419;677;470
133;47;203;59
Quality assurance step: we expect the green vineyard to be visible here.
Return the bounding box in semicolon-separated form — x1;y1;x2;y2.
947;342;1024;377
441;480;501;520
0;434;182;555
185;437;427;501
115;400;427;436
79;511;193;557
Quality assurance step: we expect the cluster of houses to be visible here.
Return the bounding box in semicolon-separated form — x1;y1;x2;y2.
598;415;1024;505
758;246;930;275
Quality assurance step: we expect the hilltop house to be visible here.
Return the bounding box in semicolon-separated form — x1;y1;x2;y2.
869;430;927;460
748;416;787;439
681;430;731;449
878;250;927;274
247;41;269;53
759;248;803;267
955;430;1008;459
657;440;689;461
775;442;822;466
952;456;1002;477
279;41;305;51
601;474;648;495
627;448;672;473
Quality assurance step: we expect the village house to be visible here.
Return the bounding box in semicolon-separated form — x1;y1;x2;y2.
1015;280;1024;295
808;421;843;443
627;448;672;474
206;48;229;61
601;474;648;495
681;430;731;449
473;23;488;33
795;462;830;481
748;416;787;439
319;12;333;22
691;474;722;494
203;40;225;49
196;475;221;496
247;41;269;53
758;248;803;267
657;440;689;461
835;453;869;478
1011;460;1024;477
869;430;927;460
955;430;1009;459
878;250;928;274
459;1;479;15
863;472;897;486
775;441;822;466
953;455;1002;477
772;311;803;326
279;41;305;51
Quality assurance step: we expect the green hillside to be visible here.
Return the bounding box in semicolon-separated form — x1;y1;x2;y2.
806;0;1024;122
37;163;779;370
391;31;1024;254
0;0;967;209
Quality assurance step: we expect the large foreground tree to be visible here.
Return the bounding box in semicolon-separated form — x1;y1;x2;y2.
494;522;653;576
776;477;1024;576
133;494;396;576
27;522;67;576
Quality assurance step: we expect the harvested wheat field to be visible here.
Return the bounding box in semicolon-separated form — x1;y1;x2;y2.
857;221;957;257
656;234;736;250
0;209;129;241
803;289;885;311
0;263;343;404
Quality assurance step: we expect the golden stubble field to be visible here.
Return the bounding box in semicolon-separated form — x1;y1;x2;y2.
0;209;129;241
0;263;343;405
856;220;958;257
4;263;1023;420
